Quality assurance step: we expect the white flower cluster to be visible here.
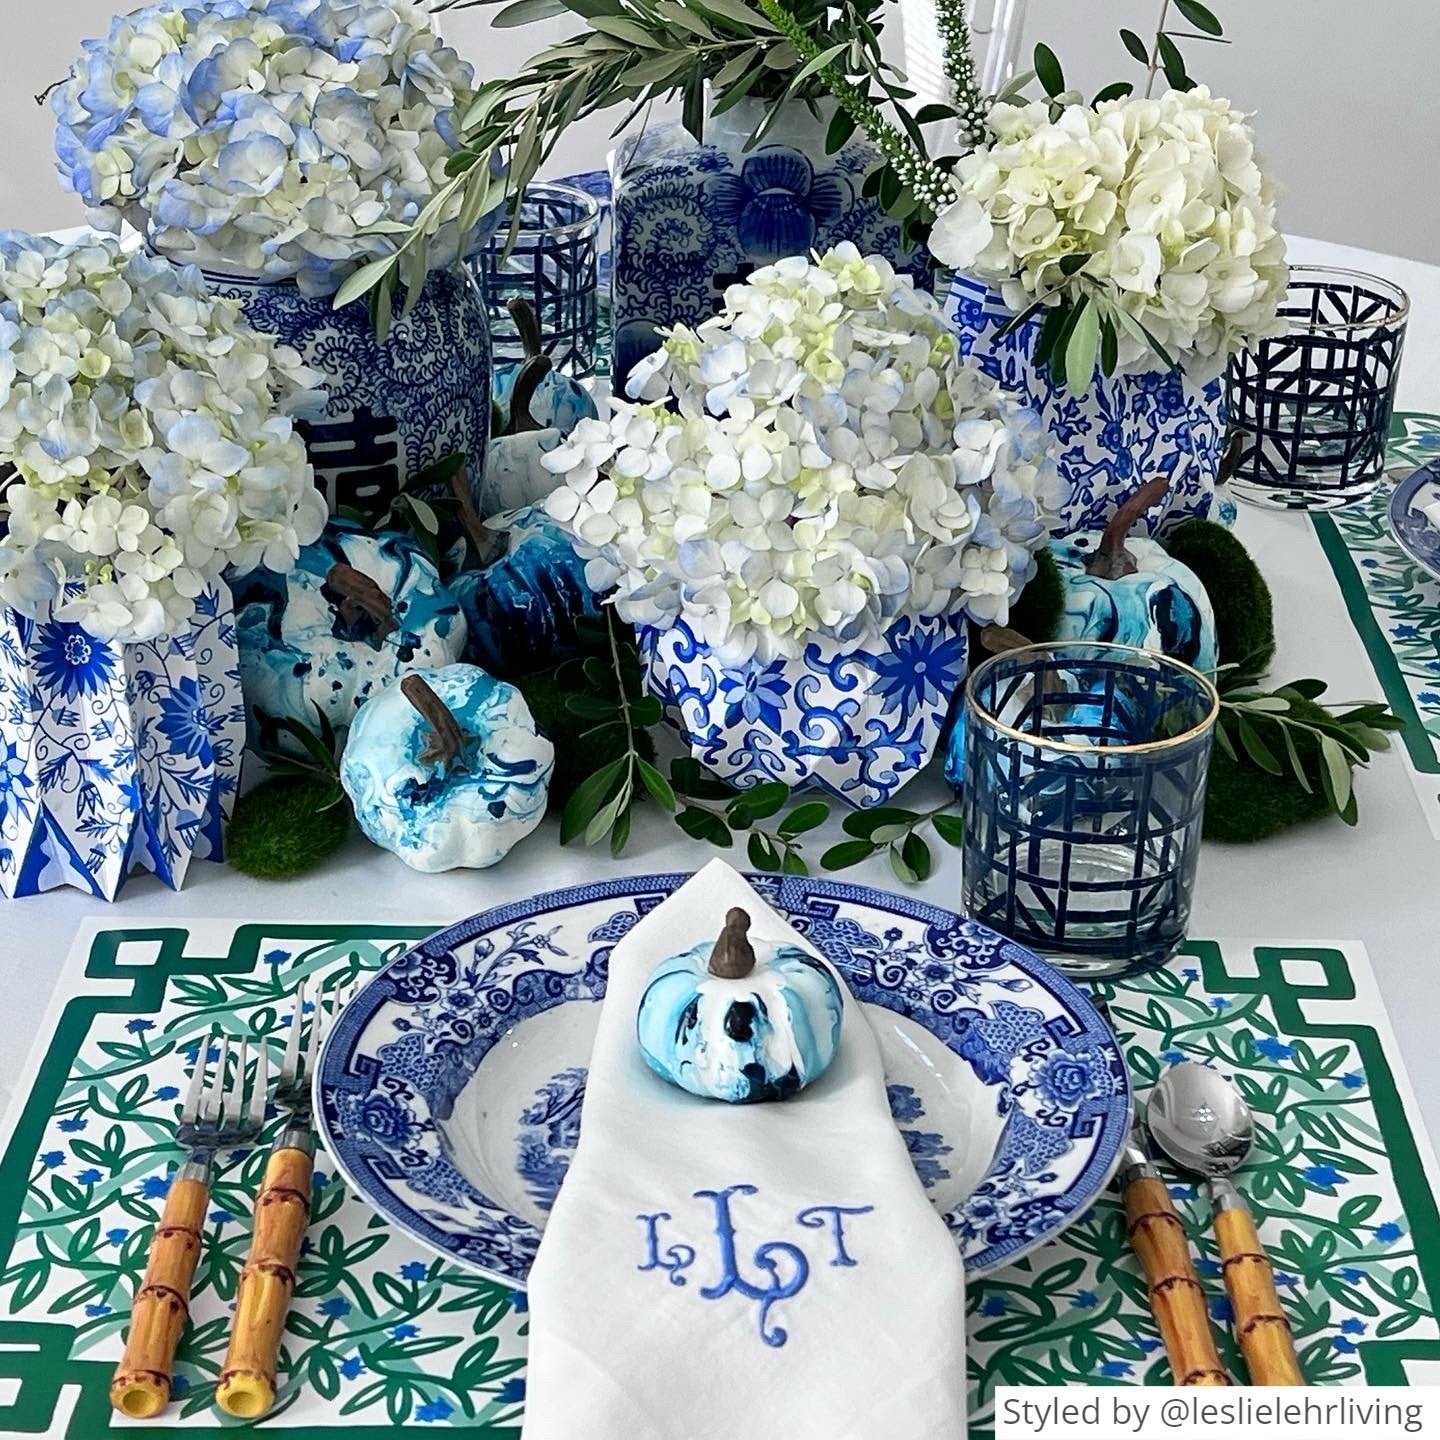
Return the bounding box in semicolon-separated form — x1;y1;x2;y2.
52;0;475;296
930;87;1289;380
0;232;325;641
543;244;1057;666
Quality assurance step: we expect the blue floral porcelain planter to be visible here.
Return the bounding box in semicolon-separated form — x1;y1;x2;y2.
203;267;491;522
640;614;969;808
610;100;934;389
944;273;1231;537
0;583;243;901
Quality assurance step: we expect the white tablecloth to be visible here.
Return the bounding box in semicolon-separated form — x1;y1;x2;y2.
4;235;1439;1145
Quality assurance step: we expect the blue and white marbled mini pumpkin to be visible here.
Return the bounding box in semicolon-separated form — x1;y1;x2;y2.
1052;537;1217;676
451;508;599;677
340;664;554;873
636;908;844;1104
474;365;597;518
231;522;467;748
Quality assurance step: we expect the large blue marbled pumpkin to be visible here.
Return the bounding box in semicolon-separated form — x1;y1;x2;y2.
637;924;844;1104
451;508;599;678
1052;534;1218;676
231;521;466;749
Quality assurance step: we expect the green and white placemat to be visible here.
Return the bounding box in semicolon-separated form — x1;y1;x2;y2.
1;920;1437;1435
1314;410;1440;835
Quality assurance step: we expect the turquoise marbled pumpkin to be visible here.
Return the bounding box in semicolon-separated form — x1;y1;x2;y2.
1052;533;1217;675
340;664;553;873
231;521;466;749
637;912;844;1104
451;508;599;678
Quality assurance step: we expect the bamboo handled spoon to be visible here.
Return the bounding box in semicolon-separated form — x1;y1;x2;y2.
1147;1062;1306;1385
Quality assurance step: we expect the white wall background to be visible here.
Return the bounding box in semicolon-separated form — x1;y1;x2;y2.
5;1;1439;264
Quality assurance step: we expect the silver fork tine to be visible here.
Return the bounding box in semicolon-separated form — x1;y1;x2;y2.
180;1032;208;1125
248;1043;269;1131
225;1037;249;1132
302;985;325;1081
281;978;306;1086
202;1033;230;1127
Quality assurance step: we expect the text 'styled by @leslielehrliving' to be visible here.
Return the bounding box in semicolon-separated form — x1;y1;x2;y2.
995;1386;1433;1440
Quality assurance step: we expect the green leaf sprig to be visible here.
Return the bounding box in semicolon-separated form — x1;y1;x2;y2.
1215;663;1404;825
821;805;966;885
251;705;349;812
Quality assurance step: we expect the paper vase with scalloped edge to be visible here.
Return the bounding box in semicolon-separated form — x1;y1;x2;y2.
0;580;244;901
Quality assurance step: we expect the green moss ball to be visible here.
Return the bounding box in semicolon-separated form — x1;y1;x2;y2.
1164;519;1275;671
514;667;656;810
1203;695;1337;842
227;776;351;879
1008;546;1066;643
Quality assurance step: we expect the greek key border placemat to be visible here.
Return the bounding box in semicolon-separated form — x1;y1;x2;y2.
0;920;1437;1434
1313;411;1440;836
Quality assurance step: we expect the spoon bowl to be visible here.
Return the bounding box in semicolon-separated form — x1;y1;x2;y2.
1148;1061;1256;1177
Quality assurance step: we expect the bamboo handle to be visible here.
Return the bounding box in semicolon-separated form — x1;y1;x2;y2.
110;1174;208;1418
1215;1203;1306;1385
215;1146;314;1418
1123;1176;1230;1386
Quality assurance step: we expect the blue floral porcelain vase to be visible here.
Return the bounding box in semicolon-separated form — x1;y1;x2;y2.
0;583;244;901
944;273;1232;537
610;100;934;389
640;613;969;808
203;267;491;522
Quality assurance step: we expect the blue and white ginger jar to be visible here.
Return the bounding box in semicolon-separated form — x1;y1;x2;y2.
0;583;243;901
944;273;1231;537
204;267;491;522
230;522;467;750
340;663;554;872
610;99;933;389
641;613;969;808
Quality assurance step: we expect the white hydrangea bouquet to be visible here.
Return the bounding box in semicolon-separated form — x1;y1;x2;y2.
0;231;324;642
51;0;478;296
929;85;1288;387
540;245;1056;806
545;244;1057;669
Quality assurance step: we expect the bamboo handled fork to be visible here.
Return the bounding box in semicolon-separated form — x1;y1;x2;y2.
216;978;356;1419
110;1034;267;1419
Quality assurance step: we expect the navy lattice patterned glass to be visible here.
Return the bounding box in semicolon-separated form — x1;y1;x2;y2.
961;643;1218;979
476;182;601;377
1226;266;1409;511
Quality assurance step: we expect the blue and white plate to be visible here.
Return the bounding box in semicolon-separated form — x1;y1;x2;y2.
1389;461;1440;582
315;874;1131;1284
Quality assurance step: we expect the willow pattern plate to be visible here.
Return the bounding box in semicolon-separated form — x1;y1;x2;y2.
314;873;1131;1285
1389;460;1440;582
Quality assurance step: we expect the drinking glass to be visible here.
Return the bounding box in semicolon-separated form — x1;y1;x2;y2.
961;642;1218;978
1226;266;1409;511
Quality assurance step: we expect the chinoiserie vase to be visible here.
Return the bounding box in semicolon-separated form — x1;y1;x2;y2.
609;98;935;390
202;266;491;523
944;273;1231;537
0;583;244;901
640;614;969;808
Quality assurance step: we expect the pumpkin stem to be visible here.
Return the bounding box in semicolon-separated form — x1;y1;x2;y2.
1218;428;1245;482
505;355;553;436
448;464;505;567
1087;476;1171;580
979;624;1035;655
400;674;470;768
325;563;398;647
507;298;545;362
708;907;756;980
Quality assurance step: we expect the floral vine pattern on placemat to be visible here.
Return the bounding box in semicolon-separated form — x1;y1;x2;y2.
1312;411;1440;835
0;925;1436;1435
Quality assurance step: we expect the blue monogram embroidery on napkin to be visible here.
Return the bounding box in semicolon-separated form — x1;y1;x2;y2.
636;1185;875;1346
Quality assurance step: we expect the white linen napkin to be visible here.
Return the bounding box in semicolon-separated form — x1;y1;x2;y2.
521;859;968;1440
